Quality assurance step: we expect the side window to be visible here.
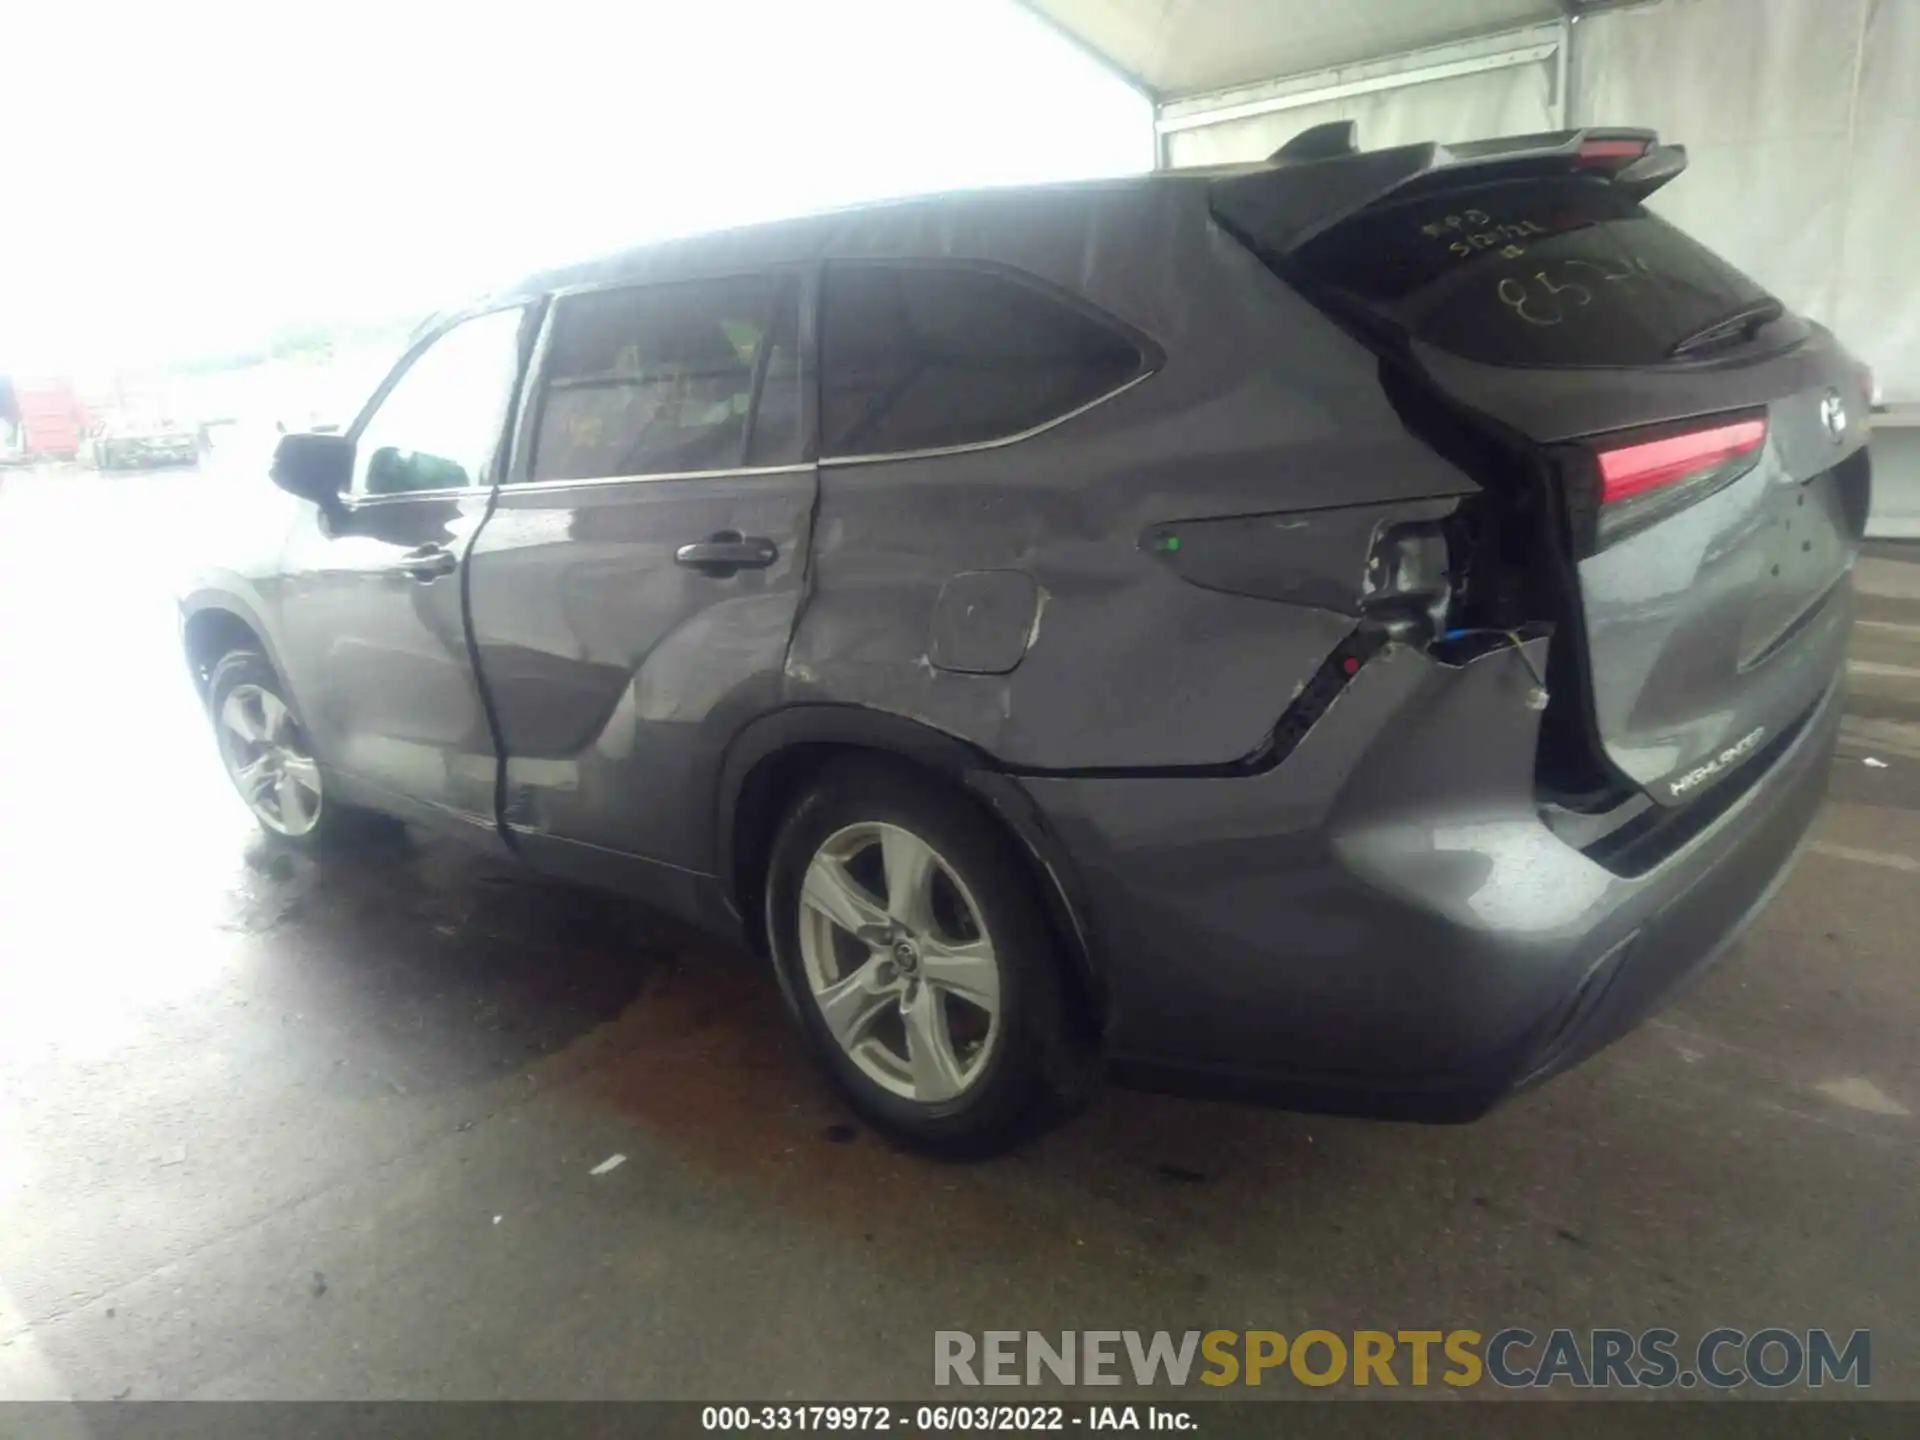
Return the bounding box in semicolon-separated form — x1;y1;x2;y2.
529;276;801;483
354;307;526;497
819;264;1144;458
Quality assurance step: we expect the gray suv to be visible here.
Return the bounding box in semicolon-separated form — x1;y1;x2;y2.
181;124;1871;1153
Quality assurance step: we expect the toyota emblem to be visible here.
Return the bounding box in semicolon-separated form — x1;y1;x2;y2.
1820;390;1848;443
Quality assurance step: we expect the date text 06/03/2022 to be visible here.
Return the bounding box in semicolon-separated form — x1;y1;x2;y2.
699;1404;1192;1431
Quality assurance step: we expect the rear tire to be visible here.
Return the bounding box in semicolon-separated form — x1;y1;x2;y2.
206;649;387;848
765;758;1097;1156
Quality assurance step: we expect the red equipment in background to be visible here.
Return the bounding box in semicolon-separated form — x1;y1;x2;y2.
3;378;89;460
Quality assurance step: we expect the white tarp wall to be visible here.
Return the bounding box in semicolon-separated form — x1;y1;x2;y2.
1153;0;1920;534
1158;24;1566;167
1570;0;1917;406
1156;0;1919;402
1571;0;1920;535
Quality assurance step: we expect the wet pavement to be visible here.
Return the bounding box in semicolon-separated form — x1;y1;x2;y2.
1;462;1917;1401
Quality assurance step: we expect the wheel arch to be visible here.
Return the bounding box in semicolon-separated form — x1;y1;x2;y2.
716;705;1108;1034
179;592;284;699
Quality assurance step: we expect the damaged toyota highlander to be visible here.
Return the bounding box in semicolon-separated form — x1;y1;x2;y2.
179;123;1872;1153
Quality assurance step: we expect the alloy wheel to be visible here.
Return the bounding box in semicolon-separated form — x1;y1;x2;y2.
796;821;1002;1103
216;683;323;837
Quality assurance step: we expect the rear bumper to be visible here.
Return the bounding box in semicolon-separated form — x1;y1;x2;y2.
1019;631;1842;1120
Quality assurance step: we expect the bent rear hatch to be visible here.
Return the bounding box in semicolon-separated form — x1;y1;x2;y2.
1213;128;1872;810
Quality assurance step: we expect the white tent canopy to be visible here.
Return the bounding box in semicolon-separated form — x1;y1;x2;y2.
1022;0;1917;398
1023;0;1565;101
1020;0;1920;535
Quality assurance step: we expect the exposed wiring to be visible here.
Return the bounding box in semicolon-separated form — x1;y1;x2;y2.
1506;628;1550;694
1437;626;1550;694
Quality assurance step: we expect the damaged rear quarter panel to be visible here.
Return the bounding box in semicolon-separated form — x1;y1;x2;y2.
789;454;1357;769
784;179;1478;770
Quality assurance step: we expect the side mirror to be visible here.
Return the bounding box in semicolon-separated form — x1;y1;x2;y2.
269;432;353;513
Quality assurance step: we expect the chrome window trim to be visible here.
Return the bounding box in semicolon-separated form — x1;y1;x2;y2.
346;486;493;509
348;459;816;506
542;263;814;305
817;367;1155;468
495;461;816;496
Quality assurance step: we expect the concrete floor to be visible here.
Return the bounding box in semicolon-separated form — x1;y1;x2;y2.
1;462;1917;1402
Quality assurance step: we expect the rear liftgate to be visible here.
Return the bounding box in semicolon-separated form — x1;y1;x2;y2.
1206;121;1871;854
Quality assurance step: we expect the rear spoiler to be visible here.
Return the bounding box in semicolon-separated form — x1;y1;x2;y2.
1214;121;1686;255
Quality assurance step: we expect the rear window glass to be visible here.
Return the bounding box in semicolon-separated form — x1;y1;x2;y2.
1292;174;1791;367
820;264;1145;457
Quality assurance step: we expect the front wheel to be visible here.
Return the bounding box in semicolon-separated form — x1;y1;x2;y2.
206;649;370;846
765;759;1096;1155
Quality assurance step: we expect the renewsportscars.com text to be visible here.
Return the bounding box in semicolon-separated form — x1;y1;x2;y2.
933;1328;1870;1390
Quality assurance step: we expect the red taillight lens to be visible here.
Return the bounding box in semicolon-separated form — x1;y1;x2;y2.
1578;138;1649;164
1596;419;1767;505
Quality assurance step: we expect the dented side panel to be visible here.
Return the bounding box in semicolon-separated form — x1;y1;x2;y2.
467;470;818;882
788;183;1479;771
464;177;1488;889
789;473;1360;770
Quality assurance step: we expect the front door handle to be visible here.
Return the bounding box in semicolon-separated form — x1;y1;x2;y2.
387;545;457;580
674;532;778;574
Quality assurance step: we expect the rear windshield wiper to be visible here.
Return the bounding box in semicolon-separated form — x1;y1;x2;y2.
1667;297;1785;357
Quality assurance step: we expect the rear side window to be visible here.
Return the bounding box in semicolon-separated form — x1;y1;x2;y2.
530;275;802;482
1292;174;1795;368
820;264;1144;457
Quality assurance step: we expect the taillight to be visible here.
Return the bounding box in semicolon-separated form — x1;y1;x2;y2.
1597;419;1766;504
1580;414;1768;551
1578;138;1648;164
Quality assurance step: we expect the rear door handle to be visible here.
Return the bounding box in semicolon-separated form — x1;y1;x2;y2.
387;545;456;580
674;532;778;573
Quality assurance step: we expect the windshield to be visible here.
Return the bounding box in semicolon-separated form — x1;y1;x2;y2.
1291;173;1804;367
